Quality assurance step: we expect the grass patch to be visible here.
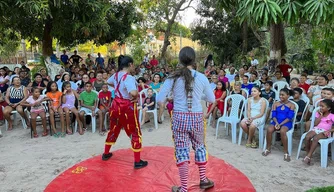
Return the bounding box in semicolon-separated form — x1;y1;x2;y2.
307;186;334;192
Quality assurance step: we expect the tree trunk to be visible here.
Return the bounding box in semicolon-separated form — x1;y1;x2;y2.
42;19;53;56
242;21;248;54
161;22;172;66
269;23;286;61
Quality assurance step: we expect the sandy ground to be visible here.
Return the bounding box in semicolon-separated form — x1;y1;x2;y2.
1;110;334;192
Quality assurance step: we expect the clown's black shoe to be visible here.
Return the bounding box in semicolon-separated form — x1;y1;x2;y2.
102;153;113;161
134;160;148;169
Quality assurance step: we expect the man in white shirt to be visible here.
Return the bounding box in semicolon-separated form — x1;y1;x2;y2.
251;56;259;68
226;67;236;82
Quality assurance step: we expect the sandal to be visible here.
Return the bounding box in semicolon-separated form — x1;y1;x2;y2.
303;156;311;165
251;142;257;148
42;131;48;137
33;133;39;138
145;120;150;123
283;153;291;162
53;132;60;138
99;131;106;136
245;143;251;148
262;149;271;156
60;132;66;138
66;129;73;135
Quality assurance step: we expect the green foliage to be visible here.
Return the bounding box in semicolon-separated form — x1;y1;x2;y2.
307;186;334;192
157;22;192;38
237;0;282;26
290;48;317;73
0;29;20;57
192;1;260;64
0;0;137;56
30;56;47;79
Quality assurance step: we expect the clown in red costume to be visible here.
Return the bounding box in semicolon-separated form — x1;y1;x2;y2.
102;55;148;169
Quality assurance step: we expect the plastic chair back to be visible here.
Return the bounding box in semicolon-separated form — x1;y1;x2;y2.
224;94;245;121
273;81;289;92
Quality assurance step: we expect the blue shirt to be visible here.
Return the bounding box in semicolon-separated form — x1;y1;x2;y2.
60;54;68;63
96;57;104;68
241;83;253;95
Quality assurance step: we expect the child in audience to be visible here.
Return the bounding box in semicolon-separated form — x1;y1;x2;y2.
140;88;156;126
79;82;105;135
291;88;306;122
261;81;275;109
99;83;112;129
93;71;104;92
240;86;267;148
231;81;247;98
205;81;227;127
46;81;65;137
299;74;310;93
303;99;334;165
22;87;49;138
150;73;163;93
62;81;83;135
241;75;253;96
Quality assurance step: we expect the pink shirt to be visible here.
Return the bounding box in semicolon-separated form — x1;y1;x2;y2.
218;76;228;83
315;112;334;131
26;95;45;112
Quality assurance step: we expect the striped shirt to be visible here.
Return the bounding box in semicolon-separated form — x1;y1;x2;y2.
9;85;25;103
157;69;215;112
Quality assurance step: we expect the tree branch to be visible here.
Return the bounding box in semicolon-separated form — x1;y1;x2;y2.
179;0;194;11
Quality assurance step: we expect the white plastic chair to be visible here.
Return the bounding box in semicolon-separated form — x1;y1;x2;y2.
215;94;246;143
241;88;249;98
295;96;310;135
42;89;47;96
2;106;27;130
296;107;334;168
75;90;99;133
207;89;229;126
273;81;289;92
263;100;299;156
139;88;158;129
238;99;269;149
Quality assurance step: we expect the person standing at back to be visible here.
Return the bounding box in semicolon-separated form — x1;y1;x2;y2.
157;47;215;192
277;59;293;83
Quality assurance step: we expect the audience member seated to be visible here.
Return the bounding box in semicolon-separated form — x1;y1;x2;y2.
291;88;306;122
289;78;300;90
210;75;218;90
261;81;275;109
0;68;10;93
271;71;287;83
240;86;267;148
93;71;104;92
46;81;65;138
218;69;229;88
19;70;31;87
205;81;227;127
303;99;334;165
299;74;310;93
3;77;29;130
262;88;295;162
241;75;253;96
28;73;47;94
150;73;163;93
21;87;50;138
61;81;82;135
139;88;156;126
79;82;105;135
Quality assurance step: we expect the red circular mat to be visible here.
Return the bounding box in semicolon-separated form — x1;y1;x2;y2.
45;146;255;192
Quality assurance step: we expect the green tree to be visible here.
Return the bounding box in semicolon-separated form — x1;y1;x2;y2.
0;0;137;57
140;0;195;65
192;0;260;64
